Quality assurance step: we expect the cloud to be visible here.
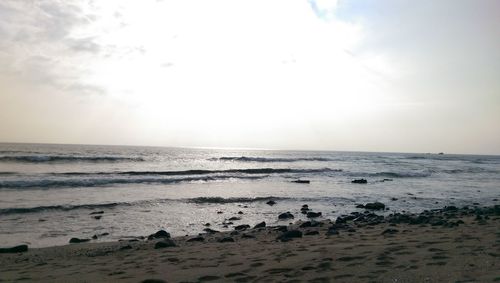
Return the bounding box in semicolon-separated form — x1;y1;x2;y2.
0;0;498;153
0;0;105;96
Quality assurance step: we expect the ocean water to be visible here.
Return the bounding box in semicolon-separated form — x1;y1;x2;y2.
0;143;499;248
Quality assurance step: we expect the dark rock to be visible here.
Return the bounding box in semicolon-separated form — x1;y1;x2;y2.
93;215;102;220
92;235;98;240
306;211;322;218
238;211;244;215
278;212;294;220
300;220;322;228
277;230;303;241
217;211;223;214
155;239;176;248
242;234;256;239
383;178;393;182
253;221;266;229
326;228;339;236
203;228;219;234
444;206;458;211
275;226;288;232
431;219;446;226
204;223;211;227
356;204;365;208
148;230;171;240
300;221;312;228
186;237;204;242
89;211;104;215
364;202;385;210
230;231;239;236
305;231;319;236
391;197;398;201
301;205;310;214
352;179;367;184
381;229;399;235
234;224;250;231
292;179;310;184
218;237;234;243
69;238;90;244
347;228;356;233
0;244;28;253
119;245;132;250
335;216;347;224
266;200;277;206
228;217;241;221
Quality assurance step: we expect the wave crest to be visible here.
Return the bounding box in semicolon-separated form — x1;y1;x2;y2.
209;156;335;162
0;155;144;163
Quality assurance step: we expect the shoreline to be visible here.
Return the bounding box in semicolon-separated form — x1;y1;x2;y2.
1;204;499;282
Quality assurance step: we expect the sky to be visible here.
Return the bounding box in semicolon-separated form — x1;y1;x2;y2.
0;0;499;154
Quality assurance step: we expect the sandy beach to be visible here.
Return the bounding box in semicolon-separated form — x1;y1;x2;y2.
1;205;499;282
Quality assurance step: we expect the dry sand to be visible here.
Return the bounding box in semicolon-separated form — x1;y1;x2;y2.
1;206;499;282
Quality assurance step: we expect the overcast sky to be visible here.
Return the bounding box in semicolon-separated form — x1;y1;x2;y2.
0;0;499;154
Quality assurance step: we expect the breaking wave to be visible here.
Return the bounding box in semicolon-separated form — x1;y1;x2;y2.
0;155;144;163
209;156;336;162
58;167;342;176
0;196;289;215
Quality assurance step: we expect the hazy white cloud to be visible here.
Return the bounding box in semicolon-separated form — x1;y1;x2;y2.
0;0;499;154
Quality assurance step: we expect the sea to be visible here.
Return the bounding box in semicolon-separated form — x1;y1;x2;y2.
0;143;499;248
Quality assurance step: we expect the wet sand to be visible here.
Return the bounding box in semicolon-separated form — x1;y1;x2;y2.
1;205;499;282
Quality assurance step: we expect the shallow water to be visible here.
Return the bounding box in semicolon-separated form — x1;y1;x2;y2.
0;143;499;247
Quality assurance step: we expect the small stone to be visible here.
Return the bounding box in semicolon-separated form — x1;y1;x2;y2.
305;231;319;236
0;245;28;253
238;211;244;215
234;224;250;231
186;237;204;242
275;226;288;232
228;217;241;221
203;228;219;233
266;200;277;206
69;238;90;244
278;212;294;220
253;221;266;229
120;245;132;250
306;211;322;218
326;228;339;236
292;180;310;184
277;230;303;241
89;211;104;215
218;237;234;243
155;239;176;248
364;202;385;210
149;230;171;240
352;179;367;184
381;229;399;235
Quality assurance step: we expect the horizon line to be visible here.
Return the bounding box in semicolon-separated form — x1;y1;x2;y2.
0;141;498;157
